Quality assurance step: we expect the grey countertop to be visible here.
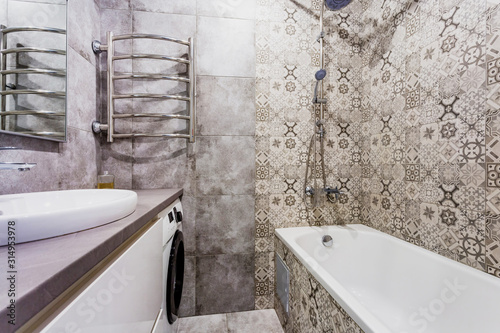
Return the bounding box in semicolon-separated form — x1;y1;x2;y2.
0;188;183;333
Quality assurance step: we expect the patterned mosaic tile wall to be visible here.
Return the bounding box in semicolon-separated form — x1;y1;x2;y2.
362;0;500;279
254;0;370;309
255;0;500;309
274;236;364;333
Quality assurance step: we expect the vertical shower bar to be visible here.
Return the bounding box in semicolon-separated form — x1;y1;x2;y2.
316;4;327;205
188;37;195;143
0;25;7;130
319;3;325;124
107;31;114;142
319;4;328;191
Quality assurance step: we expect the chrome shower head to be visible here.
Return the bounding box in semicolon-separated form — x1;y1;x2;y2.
325;0;352;11
313;69;327;104
315;69;327;81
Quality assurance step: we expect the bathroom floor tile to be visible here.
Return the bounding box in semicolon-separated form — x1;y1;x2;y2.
227;309;283;333
177;309;284;333
177;313;227;333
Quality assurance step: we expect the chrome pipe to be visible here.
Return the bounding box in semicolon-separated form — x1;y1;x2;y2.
319;3;325;129
113;133;191;139
113;73;189;83
107;31;114;143
0;162;37;171
0;146;36;171
112;93;190;101
113;34;190;46
92;40;107;54
113;113;190;120
1;25;6;130
1;47;66;55
91;121;108;134
1;68;66;76
0;110;65;116
0;89;65;96
188;37;196;143
112;54;189;64
17;131;64;137
0;26;65;34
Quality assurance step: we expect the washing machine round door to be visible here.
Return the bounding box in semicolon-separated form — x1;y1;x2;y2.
167;230;184;324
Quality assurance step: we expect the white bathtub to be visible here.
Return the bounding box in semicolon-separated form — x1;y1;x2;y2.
275;224;500;333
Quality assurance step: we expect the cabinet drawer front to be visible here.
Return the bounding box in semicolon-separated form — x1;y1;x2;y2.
41;221;162;333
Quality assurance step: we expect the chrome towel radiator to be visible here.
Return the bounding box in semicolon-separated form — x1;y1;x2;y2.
0;26;66;140
92;32;196;143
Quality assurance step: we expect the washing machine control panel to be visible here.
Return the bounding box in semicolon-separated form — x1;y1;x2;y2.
159;199;183;246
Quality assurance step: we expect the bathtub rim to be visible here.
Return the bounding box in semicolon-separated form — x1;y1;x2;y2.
274;223;500;333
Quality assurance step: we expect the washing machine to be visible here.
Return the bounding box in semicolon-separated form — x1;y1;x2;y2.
154;198;184;333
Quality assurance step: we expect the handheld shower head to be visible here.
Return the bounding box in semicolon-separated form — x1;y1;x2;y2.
313;69;327;104
325;0;352;11
315;69;327;81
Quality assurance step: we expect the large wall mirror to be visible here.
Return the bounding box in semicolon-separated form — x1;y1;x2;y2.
0;0;67;142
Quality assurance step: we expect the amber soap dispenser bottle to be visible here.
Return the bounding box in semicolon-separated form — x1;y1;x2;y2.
97;171;115;189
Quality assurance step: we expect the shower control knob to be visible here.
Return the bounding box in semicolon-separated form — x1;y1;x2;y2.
305;186;315;196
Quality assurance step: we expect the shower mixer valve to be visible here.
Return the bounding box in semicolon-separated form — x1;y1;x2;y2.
304;186;344;202
324;186;343;201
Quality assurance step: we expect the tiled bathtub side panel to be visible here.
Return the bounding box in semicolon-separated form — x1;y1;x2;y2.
274;236;364;333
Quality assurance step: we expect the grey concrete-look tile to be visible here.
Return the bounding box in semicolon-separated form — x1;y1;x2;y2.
0;128;99;194
177;313;228;333
131;11;196;74
196;254;255;315
100;9;133;72
0;0;7;24
131;138;194;194
100;140;133;190
227;309;284;333
131;0;196;15
100;0;130;10
197;0;256;20
6;1;66;28
196;136;255;195
178;256;196;317
196;76;256;136
55;127;99;190
0;133;58;194
196;16;255;77
181;195;196;256
132;10;196;41
67;0;100;66
196;195;255;255
67;47;98;132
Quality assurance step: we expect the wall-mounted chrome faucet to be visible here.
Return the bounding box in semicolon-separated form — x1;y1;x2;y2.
0;147;37;171
324;186;343;201
305;185;344;204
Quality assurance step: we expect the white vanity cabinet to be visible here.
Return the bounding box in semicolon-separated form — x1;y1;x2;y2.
40;220;162;333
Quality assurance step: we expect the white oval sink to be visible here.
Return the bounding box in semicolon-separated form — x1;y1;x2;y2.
0;189;137;246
